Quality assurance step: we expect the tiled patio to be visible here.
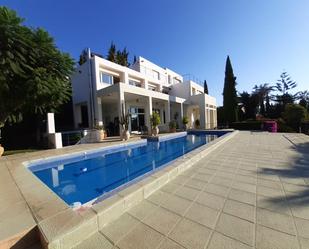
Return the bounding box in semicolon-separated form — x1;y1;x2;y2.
73;132;309;249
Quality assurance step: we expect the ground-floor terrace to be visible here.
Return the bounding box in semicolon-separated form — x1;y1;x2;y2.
1;131;309;249
73;83;217;135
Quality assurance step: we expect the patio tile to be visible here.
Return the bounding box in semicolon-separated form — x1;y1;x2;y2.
228;189;256;206
143;206;181;235
160;182;181;194
100;213;140;244
147;191;169;206
184;178;206;190
73;232;113;249
117;222;164;249
127;200;158;221
256;225;299;249
257;208;295;235
157;238;185;249
256;195;291;215
257;178;283;190
192;172;212;183
223;199;255;222
294;217;309;239
184;202;219;229
207;232;253;249
257;185;285;198
196;191;225;210
174;185;201;201
209;176;233;187
160;194;192;216
215;213;254;246
232;182;256;194
204;183;229;197
299;237;309;249
169;218;211;249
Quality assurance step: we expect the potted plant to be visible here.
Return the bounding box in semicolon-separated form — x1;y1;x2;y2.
119;109;130;141
150;112;161;136
195;119;200;129
169;120;177;133
182;116;189;130
94;124;106;141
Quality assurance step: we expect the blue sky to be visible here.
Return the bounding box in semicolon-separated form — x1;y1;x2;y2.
2;0;309;105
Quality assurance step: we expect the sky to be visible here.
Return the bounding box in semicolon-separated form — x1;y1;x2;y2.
2;0;309;105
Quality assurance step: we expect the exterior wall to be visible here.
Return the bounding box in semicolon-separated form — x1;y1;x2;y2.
71;52;218;132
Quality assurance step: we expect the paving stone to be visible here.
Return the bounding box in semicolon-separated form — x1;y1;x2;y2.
160;182;181;194
257;195;291;215
228;189;256;206
294;217;309;239
299;237;309;249
184;178;206;190
196;191;225;210
207;232;253;249
223;199;255;222
117;222;164;249
192;172;212;183
232;182;256;194
73;232;113;249
159;194;192;216
184;202;219;229
157;238;185;249
100;213;140;244
143;207;181;235
256;225;299;249
127;200;158;221
174;185;201;201
215;213;254;246
257;178;283;190
204;183;229;197
169;218;211;249
257;208;295;235
209;176;233;187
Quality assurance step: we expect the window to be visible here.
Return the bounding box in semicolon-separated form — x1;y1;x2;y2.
129;79;142;87
153;70;160;80
100;72;113;84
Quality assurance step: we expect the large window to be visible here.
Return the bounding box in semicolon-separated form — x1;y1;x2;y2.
152;70;160;80
129;79;142;87
100;72;113;84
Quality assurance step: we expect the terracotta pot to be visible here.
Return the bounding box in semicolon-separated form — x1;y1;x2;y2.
0;144;4;157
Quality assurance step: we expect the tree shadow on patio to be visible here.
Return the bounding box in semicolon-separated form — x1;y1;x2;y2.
258;139;309;209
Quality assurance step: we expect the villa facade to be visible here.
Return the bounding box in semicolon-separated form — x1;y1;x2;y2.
71;49;217;136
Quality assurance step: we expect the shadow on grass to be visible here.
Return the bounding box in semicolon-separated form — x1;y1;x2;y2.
258;136;309;208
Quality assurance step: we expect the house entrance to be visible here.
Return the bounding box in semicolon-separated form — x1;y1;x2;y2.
129;107;145;134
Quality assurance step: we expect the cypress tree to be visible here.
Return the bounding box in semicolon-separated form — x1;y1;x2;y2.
223;56;238;125
107;42;116;62
204;80;209;94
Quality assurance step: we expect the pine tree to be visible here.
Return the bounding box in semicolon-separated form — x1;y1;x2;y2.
107;42;116;62
204;80;209;94
223;56;238;125
78;49;87;65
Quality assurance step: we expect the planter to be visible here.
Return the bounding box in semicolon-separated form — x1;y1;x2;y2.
152;127;159;136
170;128;176;133
122;130;130;141
0;144;3;157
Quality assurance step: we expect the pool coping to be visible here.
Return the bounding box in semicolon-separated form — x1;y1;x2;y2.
38;130;238;249
1;130;238;249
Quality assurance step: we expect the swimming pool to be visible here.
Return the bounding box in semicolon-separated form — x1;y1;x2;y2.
28;132;225;206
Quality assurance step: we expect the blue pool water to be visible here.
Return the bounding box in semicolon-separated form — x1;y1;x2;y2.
29;132;225;205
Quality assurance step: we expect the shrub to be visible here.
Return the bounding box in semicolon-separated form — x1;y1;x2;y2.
169;120;177;129
230;120;263;130
277;118;294;133
150;112;160;128
182;116;189;125
283;104;308;132
195;119;200;128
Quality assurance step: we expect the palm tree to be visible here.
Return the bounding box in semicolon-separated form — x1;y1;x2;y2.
252;83;273;116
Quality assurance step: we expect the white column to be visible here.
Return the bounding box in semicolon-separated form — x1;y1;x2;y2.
199;104;206;129
118;89;125;134
144;79;148;90
121;71;129;84
164;100;171;124
146;96;153;134
96;97;103;126
180;103;184;120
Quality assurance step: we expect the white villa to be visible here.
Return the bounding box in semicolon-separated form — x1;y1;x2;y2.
71;49;217;136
